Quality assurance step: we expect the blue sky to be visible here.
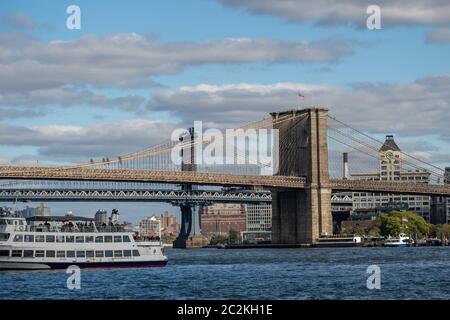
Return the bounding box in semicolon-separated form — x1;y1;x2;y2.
1;0;450;222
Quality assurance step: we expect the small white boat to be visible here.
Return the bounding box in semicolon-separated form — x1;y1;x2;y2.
383;233;414;247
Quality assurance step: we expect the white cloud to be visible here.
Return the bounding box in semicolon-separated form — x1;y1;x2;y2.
0;32;353;93
0;119;179;164
147;76;450;140
219;0;450;27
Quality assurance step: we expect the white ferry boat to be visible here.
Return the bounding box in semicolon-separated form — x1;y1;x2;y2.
383;233;414;247
0;208;168;270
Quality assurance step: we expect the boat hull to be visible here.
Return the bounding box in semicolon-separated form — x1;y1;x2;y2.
0;259;168;270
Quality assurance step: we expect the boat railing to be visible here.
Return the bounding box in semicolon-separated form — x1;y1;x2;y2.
17;225;129;233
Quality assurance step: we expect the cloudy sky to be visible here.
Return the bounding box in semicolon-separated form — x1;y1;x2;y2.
0;0;449;220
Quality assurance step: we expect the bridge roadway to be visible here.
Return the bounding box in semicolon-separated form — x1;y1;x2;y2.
1;166;450;196
0;188;272;203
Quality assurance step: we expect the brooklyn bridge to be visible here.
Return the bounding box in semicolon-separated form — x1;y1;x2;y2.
1;108;449;246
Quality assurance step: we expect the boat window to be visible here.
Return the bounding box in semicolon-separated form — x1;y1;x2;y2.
0;233;10;241
76;236;84;243
105;250;113;258
0;250;10;257
123;235;131;242
35;250;45;258
114;236;122;243
76;251;85;258
46;251;55;258
104;236;112;243
56;236;65;243
0;219;5;225
95;236;103;243
132;250;140;257
35;235;44;242
24;250;34;258
123;250;132;257
95;251;104;258
86;251;94;258
13;234;23;242
12;250;22;257
66;236;74;243
24;235;34;242
46;235;55;243
85;236;94;243
66;251;75;258
114;250;123;258
57;251;65;258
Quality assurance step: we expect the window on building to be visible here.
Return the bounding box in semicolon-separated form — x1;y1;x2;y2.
105;250;113;258
104;236;112;243
24;235;34;242
123;235;131;242
57;251;65;258
86;251;94;258
66;236;74;243
114;236;122;243
95;236;103;243
76;236;84;243
56;235;65;243
13;234;23;242
114;250;123;258
132;250;140;257
46;235;55;243
66;251;75;258
76;251;85;258
95;251;104;258
85;236;94;243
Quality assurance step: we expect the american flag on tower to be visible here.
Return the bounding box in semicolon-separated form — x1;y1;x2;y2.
298;93;305;100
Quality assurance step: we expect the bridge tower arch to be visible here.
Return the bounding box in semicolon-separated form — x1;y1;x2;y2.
270;108;332;244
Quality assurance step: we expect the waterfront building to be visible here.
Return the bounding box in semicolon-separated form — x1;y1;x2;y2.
139;215;161;237
159;211;180;236
351;135;431;221
242;203;272;243
201;203;246;236
20;203;51;219
446;168;450;223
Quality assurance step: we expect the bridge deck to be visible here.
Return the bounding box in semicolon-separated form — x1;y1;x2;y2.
1;166;450;196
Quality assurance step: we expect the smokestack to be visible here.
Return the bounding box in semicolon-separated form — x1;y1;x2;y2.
343;152;349;180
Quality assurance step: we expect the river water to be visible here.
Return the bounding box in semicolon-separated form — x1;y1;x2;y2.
1;247;450;300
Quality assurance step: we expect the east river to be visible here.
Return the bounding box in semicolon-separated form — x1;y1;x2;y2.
1;247;450;299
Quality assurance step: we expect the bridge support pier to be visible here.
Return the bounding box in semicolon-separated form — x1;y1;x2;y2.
173;204;208;248
173;127;208;248
270;108;332;244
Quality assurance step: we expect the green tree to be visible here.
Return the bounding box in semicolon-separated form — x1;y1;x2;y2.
228;228;240;244
343;224;364;236
376;211;430;238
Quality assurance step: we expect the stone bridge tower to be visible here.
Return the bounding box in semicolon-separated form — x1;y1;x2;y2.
270;108;332;244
